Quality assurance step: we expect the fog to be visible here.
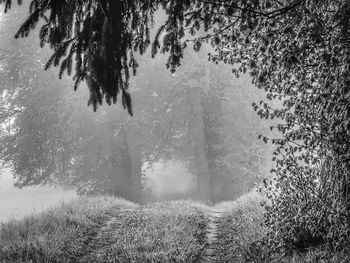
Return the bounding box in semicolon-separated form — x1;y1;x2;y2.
0;168;76;222
0;161;196;221
144;161;196;198
0;4;276;220
0;160;196;221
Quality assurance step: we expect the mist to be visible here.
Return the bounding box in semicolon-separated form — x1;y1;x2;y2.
1;1;348;261
143;160;196;199
0;168;76;222
0;3;276;219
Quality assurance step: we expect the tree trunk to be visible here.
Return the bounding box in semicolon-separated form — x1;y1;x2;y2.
190;99;213;203
194;139;213;203
201;94;228;203
125;128;143;202
111;126;132;199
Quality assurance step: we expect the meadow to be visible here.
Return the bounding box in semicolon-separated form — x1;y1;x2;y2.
1;192;350;262
0;197;208;262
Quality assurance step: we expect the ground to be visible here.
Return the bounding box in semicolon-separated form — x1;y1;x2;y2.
1;192;349;263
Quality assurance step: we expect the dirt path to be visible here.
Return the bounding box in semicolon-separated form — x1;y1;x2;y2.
202;210;223;261
79;208;135;263
78;202;236;263
201;202;234;262
201;201;238;262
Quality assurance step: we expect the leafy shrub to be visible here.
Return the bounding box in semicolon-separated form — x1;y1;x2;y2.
248;0;350;255
263;169;350;255
213;191;350;262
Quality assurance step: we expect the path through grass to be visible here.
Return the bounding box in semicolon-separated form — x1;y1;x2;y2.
0;197;209;263
201;201;244;263
81;201;208;262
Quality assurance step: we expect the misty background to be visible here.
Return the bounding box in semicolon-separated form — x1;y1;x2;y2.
0;4;276;222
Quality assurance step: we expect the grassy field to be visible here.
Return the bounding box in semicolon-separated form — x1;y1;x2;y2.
88;201;208;262
212;190;350;263
0;197;208;263
2;192;349;263
0;196;136;262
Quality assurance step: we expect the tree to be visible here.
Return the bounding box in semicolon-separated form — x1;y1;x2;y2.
1;0;158;112
0;6;141;199
138;47;273;202
3;0;350;253
0;16;270;204
190;0;350;252
0;0;306;112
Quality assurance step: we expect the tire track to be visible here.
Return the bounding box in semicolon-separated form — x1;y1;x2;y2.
79;208;135;263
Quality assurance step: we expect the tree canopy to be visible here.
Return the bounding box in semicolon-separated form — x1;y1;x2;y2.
0;0;321;112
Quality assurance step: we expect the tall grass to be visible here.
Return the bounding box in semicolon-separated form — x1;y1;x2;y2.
0;196;137;262
0;197;208;262
92;200;209;262
213;190;350;263
212;190;266;263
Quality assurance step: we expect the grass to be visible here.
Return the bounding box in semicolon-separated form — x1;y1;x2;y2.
212;190;350;263
3;190;349;262
0;197;208;263
212;190;267;263
0;196;136;262
89;201;208;262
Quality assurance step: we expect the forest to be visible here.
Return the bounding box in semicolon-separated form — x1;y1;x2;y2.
0;0;350;262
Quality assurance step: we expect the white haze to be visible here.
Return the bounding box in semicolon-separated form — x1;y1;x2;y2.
0;168;76;222
144;160;196;197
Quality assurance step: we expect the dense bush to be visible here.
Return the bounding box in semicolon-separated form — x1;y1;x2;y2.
241;1;350;254
214;191;350;262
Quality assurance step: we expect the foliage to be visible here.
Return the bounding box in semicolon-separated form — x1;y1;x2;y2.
0;0;310;113
1;0;155;112
4;0;350;254
0;6;270;202
106;0;350;254
0;8;149;199
182;0;350;254
237;1;350;253
201;0;350;255
145;0;350;254
212;190;350;263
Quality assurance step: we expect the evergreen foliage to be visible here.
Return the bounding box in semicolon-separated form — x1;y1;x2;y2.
1;0;161;113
